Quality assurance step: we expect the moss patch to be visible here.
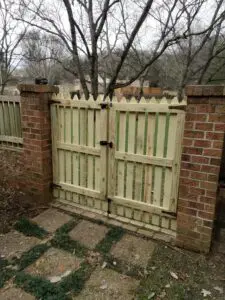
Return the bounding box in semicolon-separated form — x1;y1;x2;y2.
51;219;88;258
14;217;48;239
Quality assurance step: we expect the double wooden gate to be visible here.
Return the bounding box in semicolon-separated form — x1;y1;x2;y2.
51;94;186;234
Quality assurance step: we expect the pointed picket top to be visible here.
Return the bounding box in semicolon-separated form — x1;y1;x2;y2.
130;96;137;103
120;96;127;103
160;97;168;105
88;94;95;102
170;97;179;105
64;90;72;100
111;96;117;103
73;94;80;101
52;93;60;101
95;94;103;103
139;96;146;103
150;97;157;104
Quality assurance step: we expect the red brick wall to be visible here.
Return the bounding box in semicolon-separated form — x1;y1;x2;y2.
18;85;58;202
0;85;58;203
177;85;225;252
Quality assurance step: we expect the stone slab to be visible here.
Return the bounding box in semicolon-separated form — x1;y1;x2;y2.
0;287;35;300
110;234;156;268
25;247;82;282
32;208;72;233
69;220;109;249
73;266;139;300
0;231;39;259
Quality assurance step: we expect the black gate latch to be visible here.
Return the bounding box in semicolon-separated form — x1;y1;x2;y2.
100;141;113;148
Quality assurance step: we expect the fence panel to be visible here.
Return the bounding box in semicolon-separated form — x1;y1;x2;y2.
108;97;186;233
51;94;108;212
52;93;186;235
0;96;23;148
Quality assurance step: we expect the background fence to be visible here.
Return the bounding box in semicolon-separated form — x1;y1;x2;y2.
0;96;23;148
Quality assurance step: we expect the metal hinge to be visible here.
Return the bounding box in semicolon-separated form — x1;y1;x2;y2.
162;210;177;218
107;198;112;214
100;141;113;148
51;183;61;189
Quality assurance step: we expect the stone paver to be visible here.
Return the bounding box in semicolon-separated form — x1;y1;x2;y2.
25;247;82;282
0;231;39;259
0;287;35;300
32;208;72;233
110;234;156;268
73;266;139;300
69;220;109;249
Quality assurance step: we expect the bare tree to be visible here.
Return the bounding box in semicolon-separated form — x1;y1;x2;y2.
21;30;69;84
16;0;225;99
0;0;27;94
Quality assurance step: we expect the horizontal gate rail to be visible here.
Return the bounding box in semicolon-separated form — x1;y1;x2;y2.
51;91;186;235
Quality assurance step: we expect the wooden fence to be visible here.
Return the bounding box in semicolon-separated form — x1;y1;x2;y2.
0;96;23;148
51;93;186;235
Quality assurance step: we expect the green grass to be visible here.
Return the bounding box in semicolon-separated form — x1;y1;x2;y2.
136;245;225;300
14;217;48;239
95;226;124;254
17;244;50;271
51;219;88;258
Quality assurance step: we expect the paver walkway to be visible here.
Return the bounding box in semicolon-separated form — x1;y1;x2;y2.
0;208;224;300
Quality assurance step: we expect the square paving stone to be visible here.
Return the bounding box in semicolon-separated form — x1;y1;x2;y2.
32;208;72;233
0;231;40;259
69;220;109;249
110;234;156;268
73;266;139;300
25;247;82;282
0;287;35;300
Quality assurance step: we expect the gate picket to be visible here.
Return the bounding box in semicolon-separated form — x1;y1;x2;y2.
51;92;186;234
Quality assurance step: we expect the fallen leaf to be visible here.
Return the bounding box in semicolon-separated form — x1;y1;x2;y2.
49;276;61;283
100;280;108;290
147;292;156;299
201;289;211;297
214;286;223;294
170;271;178;280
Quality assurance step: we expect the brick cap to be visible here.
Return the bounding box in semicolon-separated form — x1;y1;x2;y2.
186;85;225;97
18;84;59;94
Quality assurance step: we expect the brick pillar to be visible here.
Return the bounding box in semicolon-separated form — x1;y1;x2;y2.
18;84;59;203
177;85;225;253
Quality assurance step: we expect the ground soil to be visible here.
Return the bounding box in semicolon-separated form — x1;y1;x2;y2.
0;187;47;234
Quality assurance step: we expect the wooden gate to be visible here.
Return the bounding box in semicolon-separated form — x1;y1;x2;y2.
51;94;186;235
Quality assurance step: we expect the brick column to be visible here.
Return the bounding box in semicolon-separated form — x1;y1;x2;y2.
177;85;225;252
18;84;59;203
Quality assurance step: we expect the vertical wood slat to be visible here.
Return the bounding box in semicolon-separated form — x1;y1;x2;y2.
95;110;101;191
51;105;59;184
59;107;65;183
170;112;185;212
163;114;176;209
153;113;166;207
99;102;108;200
65;107;72;185
87;108;95;207
117;111;126;198
134;112;145;202
144;113;155;204
79;108;87;188
108;98;116;201
72;106;80;203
